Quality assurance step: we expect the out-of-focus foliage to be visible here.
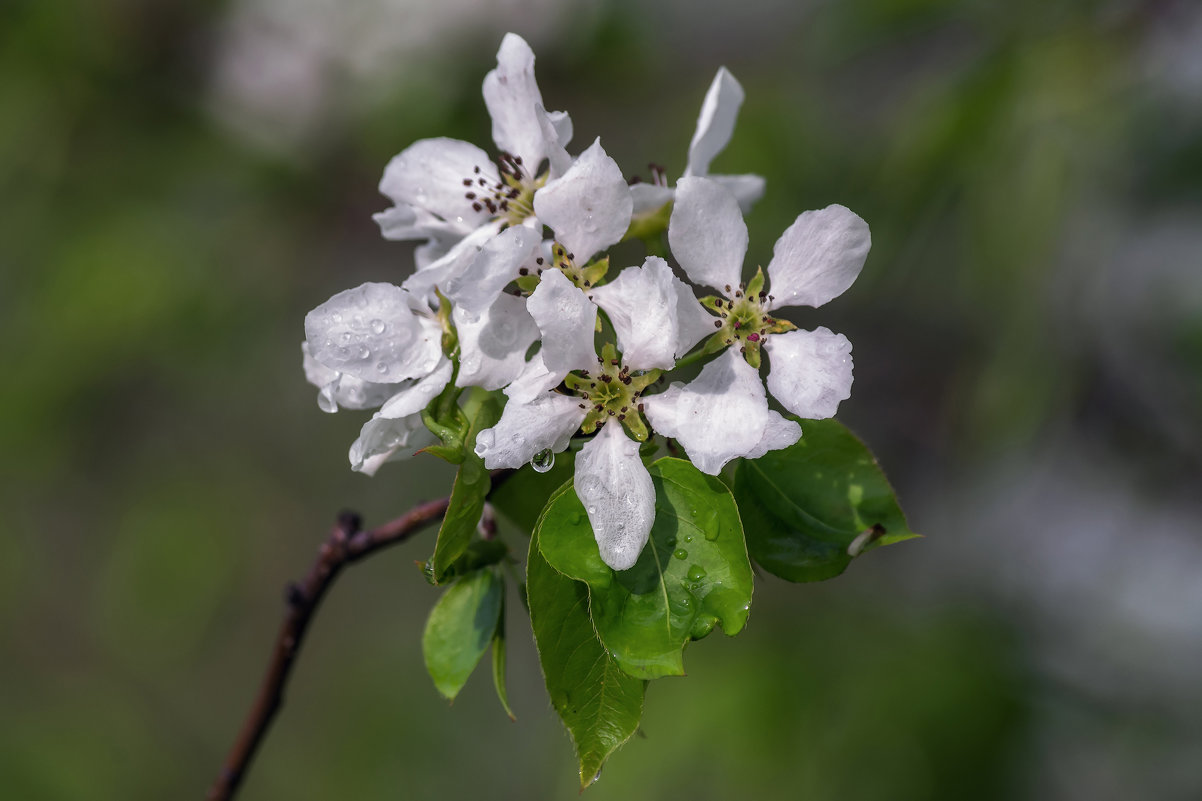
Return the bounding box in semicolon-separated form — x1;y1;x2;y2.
4;0;1201;798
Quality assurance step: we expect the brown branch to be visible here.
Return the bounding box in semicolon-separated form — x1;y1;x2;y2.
207;470;513;801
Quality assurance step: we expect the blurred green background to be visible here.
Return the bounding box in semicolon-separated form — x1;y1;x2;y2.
4;0;1201;798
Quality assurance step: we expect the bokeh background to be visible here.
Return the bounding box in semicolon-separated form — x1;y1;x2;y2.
4;0;1201;798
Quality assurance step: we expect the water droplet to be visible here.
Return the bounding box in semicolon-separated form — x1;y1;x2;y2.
673;548;688;560
587;505;597;516
530;448;555;473
317;381;339;414
704;527;719;542
683;534;693;544
376;362;389;374
687;565;707;582
332;312;343;323
370;318;386;334
357;345;370;359
665;536;677;547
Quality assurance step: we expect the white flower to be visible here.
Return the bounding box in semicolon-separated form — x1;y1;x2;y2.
439;137;633;318
641;348;801;475
630;67;765;216
646;176;870;471
373;33;573;265
475;260;709;571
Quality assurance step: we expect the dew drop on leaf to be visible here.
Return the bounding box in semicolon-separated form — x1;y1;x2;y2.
673;548;688;560
530;448;555;473
687;565;707;582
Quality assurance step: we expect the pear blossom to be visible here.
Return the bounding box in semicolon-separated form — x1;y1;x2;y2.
630;67;765;216
475;259;710;570
440;137;633;318
645;176;869;472
373;33;573;270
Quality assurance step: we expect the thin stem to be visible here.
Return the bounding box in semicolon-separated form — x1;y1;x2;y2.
207;471;512;801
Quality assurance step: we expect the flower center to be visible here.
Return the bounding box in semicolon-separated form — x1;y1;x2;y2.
564;344;660;441
700;267;794;368
461;152;544;226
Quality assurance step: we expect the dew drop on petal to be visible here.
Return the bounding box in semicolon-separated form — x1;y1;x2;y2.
370;318;386;335
530;448;555;473
376;362;389;375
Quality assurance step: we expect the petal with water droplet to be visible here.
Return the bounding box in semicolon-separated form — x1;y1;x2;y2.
574;423;655;571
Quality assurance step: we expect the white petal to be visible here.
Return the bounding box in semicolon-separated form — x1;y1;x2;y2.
378;137;498;229
672;278;718;359
765;328;853;419
474;392;586;469
350;413;435;476
575;423;656;571
742;412;802;461
630;183;675;215
590;256;685;371
447;225;541;314
668;176;747;292
504;352;563;404
302;342;402;412
304;283;442;382
402;222;501;303
483;33;567;173
547;109;573;151
533;138;632;264
684;67;745;178
378;358;452;419
641;348;774;475
711;173;765;213
454;295;540;391
765;204;870;310
526;269;597;374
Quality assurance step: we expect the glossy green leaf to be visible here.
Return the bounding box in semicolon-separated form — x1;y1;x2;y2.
428;393;502;583
538;458;753;680
489;448;575;534
736;418;919;582
527;523;644;789
428;538;508;585
421;569;503;701
490;588;515;721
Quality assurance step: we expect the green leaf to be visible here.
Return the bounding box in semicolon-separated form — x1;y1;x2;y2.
736;418;919;582
491;586;515;721
489;448;575;534
427;538;508;585
428;393;502;583
527;524;644;789
421;568;503;701
538;458;753;680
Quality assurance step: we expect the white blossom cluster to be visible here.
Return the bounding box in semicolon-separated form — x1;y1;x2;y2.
302;34;871;570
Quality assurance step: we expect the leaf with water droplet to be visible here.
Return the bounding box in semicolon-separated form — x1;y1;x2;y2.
536;458;753;680
736;418;919;582
527;524;644;790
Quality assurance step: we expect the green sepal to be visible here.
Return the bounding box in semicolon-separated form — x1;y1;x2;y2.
419;369;469;464
742;342;762;369
699;295;727;314
433;286;459;357
537;458;753;680
421;568;504;701
491;585;516;720
735;418;919;582
580;256;609;288
427;391;503;581
515;274;541;294
623;199;673;244
745;265;766;299
527;520;644;789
